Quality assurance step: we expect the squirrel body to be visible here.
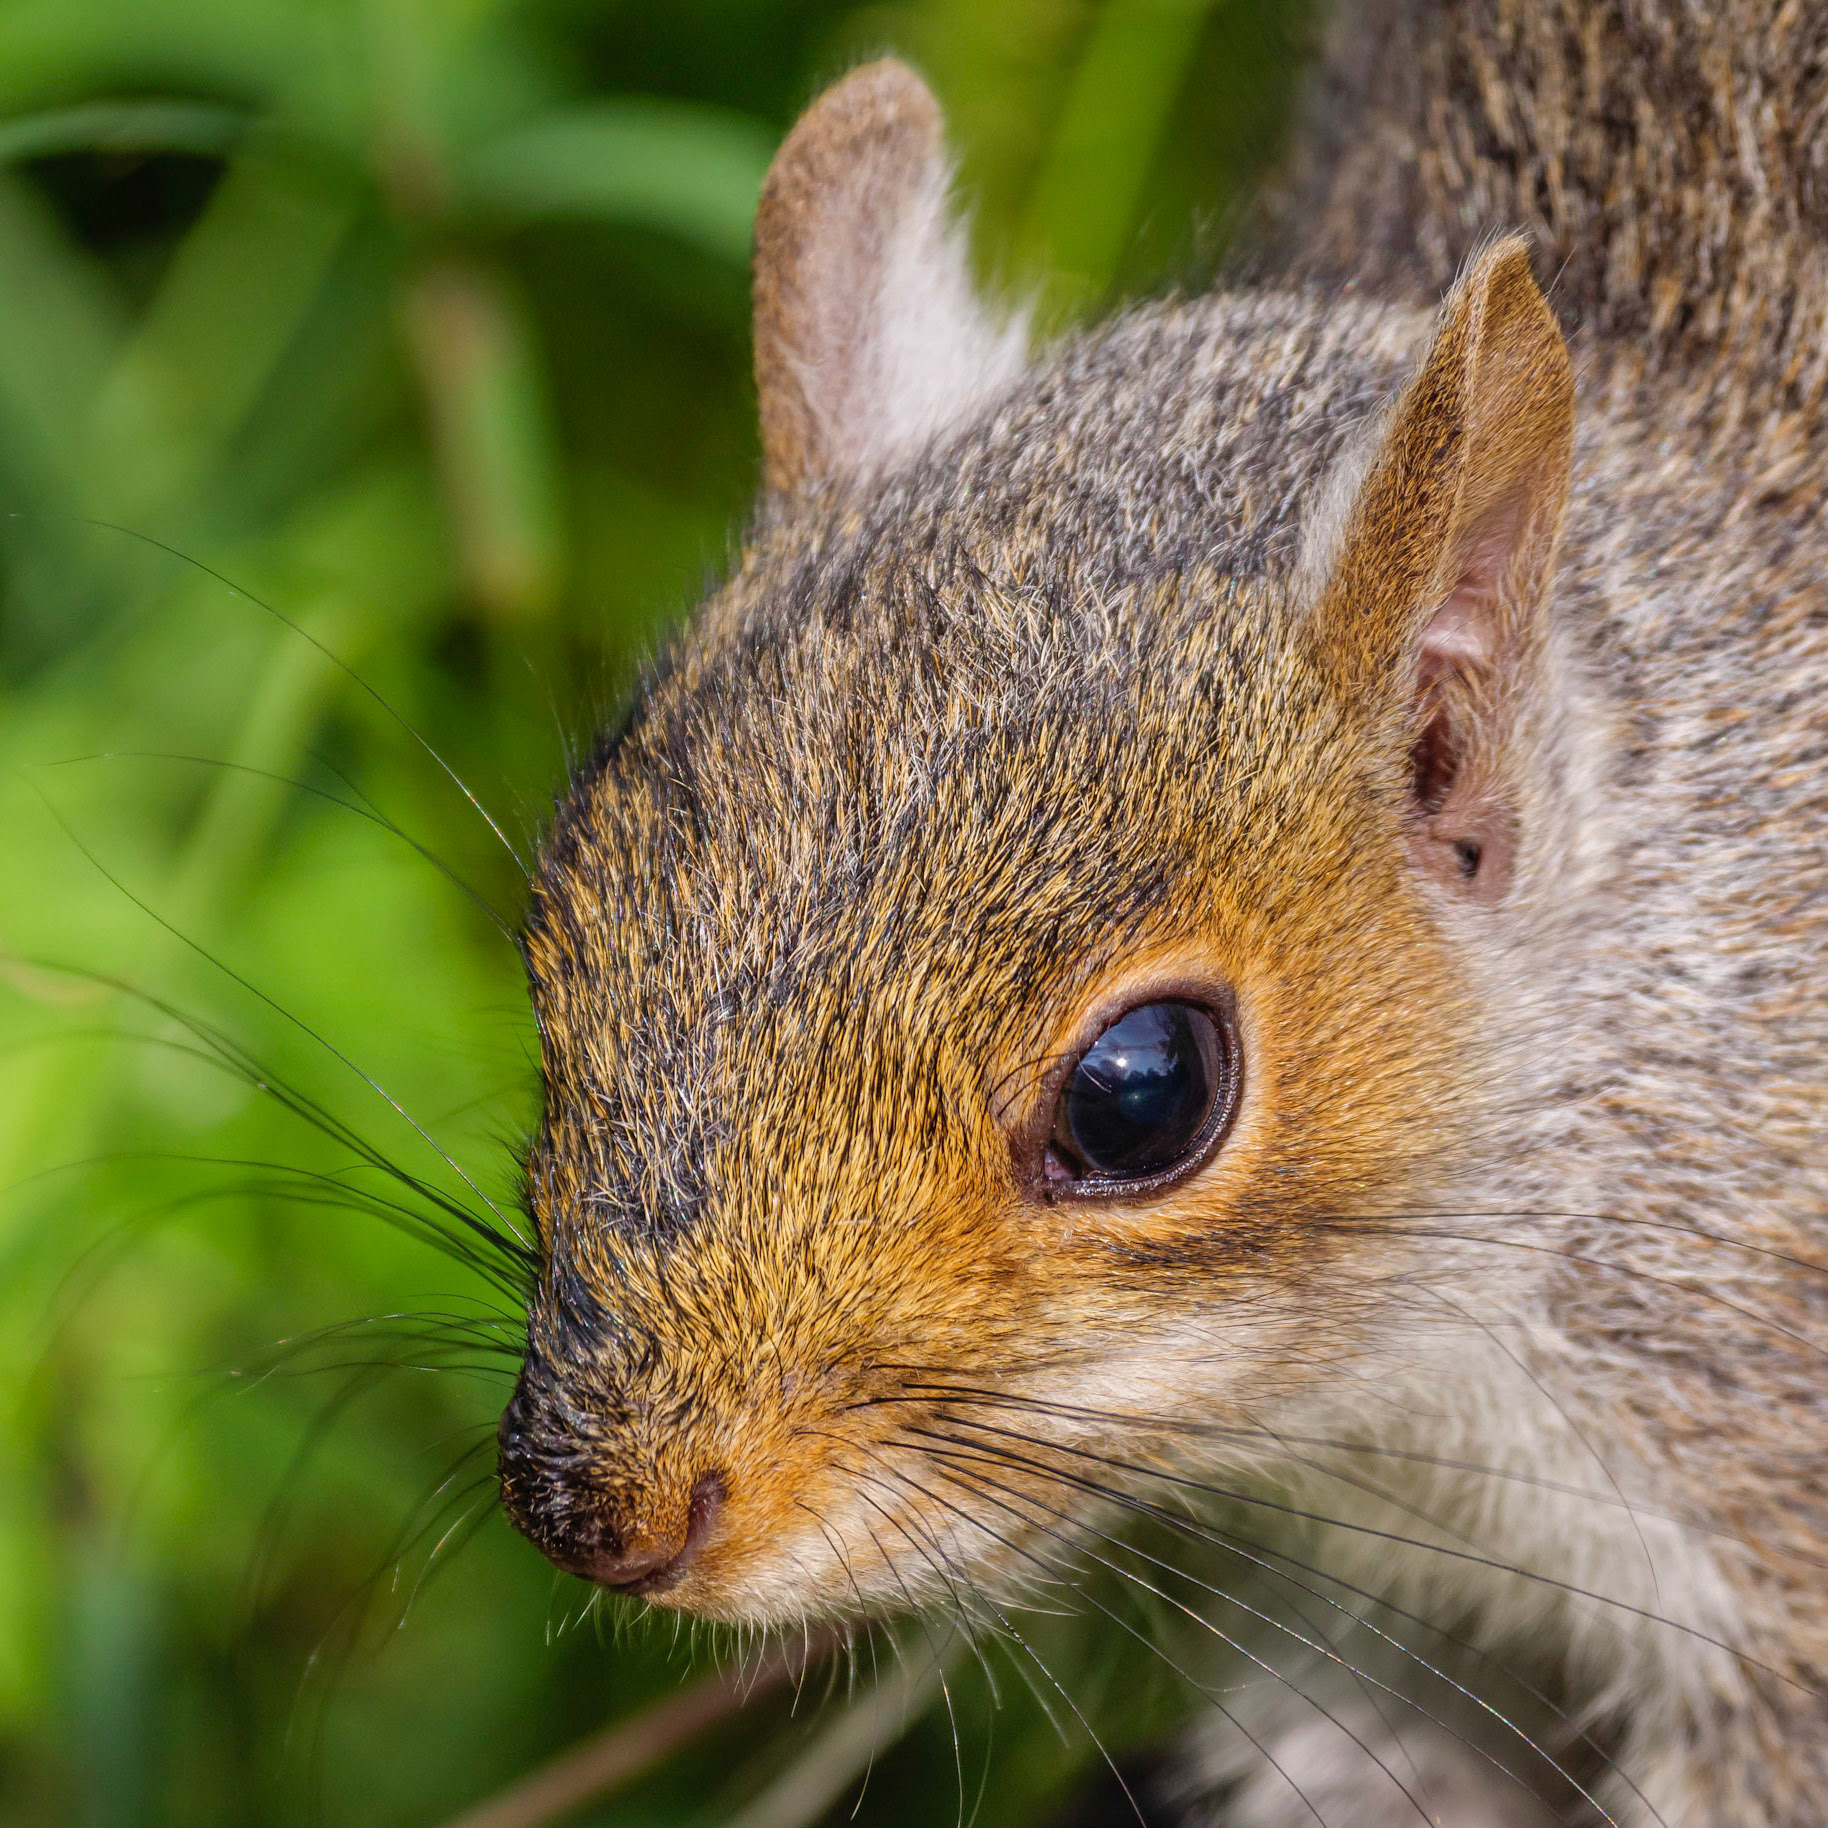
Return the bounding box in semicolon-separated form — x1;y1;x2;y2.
500;8;1828;1822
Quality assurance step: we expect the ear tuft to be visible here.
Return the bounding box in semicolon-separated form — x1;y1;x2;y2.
752;60;1027;497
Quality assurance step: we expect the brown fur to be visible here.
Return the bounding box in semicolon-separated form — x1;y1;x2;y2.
751;61;942;492
1282;0;1828;466
500;13;1828;1823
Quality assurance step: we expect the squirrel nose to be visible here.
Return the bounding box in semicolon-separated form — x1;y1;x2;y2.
495;1377;728;1593
507;1462;726;1594
578;1473;725;1592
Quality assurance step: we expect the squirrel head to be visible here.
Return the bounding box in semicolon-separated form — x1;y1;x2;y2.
498;63;1578;1622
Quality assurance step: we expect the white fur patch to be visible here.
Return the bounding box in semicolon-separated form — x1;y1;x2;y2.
852;166;1029;473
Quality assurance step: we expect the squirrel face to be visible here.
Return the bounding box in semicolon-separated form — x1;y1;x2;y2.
498;64;1578;1625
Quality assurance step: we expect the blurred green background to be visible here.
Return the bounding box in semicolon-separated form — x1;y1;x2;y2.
0;1;1311;1822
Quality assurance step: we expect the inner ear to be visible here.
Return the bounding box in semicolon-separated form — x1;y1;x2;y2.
1408;593;1517;902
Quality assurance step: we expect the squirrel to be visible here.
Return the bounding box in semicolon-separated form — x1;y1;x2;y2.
494;4;1828;1823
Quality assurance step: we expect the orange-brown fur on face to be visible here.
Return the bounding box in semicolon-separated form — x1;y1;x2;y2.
512;570;1474;1624
505;233;1576;1628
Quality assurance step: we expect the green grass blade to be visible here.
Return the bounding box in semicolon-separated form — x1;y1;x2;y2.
0;100;246;165
1018;0;1217;312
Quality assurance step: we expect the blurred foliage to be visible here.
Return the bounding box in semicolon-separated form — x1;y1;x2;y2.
0;0;1311;1823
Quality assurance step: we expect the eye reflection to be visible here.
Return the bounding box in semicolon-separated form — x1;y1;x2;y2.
1048;1000;1232;1189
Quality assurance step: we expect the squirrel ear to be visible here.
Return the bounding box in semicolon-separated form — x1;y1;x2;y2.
752;60;1027;497
1308;236;1575;900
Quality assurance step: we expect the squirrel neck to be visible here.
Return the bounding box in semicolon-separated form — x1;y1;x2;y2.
1279;0;1828;469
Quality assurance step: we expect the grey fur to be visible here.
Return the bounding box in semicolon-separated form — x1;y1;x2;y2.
511;6;1828;1821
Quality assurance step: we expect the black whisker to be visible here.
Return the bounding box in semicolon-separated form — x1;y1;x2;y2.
912;1412;1814;1697
1404;1278;1664;1607
886;1394;1668;1821
920;1436;1619;1828
835;1458;1016;1687
857;1374;1824;1577
800;1495;970;1828
918;1454;1544;1828
12;960;534;1291
1322;1218;1828;1361
887;1462;1325;1828
1321;1206;1828;1288
44;749;514;937
72;516;533;881
15;799;536;1258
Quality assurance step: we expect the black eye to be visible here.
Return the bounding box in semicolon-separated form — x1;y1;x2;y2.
1047;1000;1237;1193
